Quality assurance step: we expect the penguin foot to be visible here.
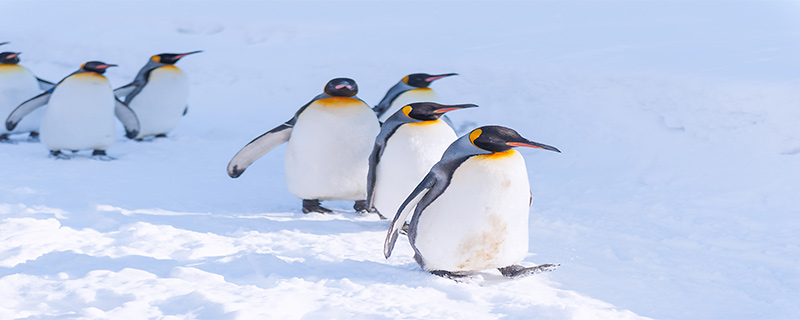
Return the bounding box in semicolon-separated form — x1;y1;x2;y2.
430;270;472;279
302;199;333;214
91;150;116;161
353;200;379;215
49;150;71;160
1;133;19;144
27;131;40;142
498;263;560;278
155;133;168;138
399;222;410;235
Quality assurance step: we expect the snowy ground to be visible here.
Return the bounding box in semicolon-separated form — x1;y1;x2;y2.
2;1;799;319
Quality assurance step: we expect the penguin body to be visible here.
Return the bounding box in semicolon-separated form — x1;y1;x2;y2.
228;78;380;212
40;72;117;150
373;73;457;122
5;61;139;158
366;102;477;219
0;62;42;134
0;51;54;138
114;51;200;139
384;126;561;278
286;96;379;200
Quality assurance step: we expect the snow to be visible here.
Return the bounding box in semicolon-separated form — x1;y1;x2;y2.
2;1;799;319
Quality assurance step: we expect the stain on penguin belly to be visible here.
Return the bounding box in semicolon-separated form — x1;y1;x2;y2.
455;213;509;270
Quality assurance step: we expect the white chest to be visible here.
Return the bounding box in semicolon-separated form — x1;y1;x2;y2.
129;66;189;137
40;73;116;150
413;150;532;271
284;97;381;200
0;65;42;133
373;120;456;217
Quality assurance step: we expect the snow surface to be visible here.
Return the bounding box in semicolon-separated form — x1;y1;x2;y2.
2;1;799;319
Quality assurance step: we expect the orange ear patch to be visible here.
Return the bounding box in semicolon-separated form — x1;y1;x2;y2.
469;129;482;146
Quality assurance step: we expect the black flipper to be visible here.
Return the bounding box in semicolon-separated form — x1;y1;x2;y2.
114;82;139;98
384;172;436;258
498;264;560;278
36;78;56;91
114;98;140;139
227;124;292;178
6;91;51;131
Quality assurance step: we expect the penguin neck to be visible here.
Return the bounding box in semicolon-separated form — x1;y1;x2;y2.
475;149;518;160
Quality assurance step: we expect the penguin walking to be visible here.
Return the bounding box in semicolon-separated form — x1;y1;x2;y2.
113;51;201;140
0;50;56;143
227;78;381;214
6;61;139;160
373;73;457;122
366;102;477;219
384;125;561;279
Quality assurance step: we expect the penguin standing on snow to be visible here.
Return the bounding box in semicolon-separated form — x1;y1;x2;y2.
366;102;477;219
227;78;381;214
6;61;139;160
384;125;561;279
373;73;457;122
114;51;201;140
0;50;56;142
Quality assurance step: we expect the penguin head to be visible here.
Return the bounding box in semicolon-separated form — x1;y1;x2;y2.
401;102;478;121
402;73;458;88
323;78;358;97
81;61;117;74
150;50;202;65
469;125;561;153
0;52;20;64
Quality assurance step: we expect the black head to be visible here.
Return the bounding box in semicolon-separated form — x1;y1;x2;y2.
323;78;358;97
469;125;561;153
402;73;458;88
150;50;202;65
0;52;20;64
81;61;117;74
401;102;478;121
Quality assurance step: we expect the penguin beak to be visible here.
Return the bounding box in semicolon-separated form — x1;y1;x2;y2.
507;139;561;153
97;64;117;69
0;42;8;46
425;73;458;82
7;52;20;59
335;84;353;90
432;103;478;114
175;50;203;60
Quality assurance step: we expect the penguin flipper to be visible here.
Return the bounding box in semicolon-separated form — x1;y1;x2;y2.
227;124;292;178
113;83;138;98
6;91;51;131
384;173;436;258
365;141;383;211
114;98;140;139
183;106;188;116
36;78;56;91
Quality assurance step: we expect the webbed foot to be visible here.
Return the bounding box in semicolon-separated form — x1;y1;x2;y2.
302;199;333;214
498;264;560;278
91;149;115;161
49;150;70;160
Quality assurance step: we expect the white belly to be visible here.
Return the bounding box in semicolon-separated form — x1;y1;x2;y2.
373;120;456;218
128;66;189;138
40;73;116;151
379;88;439;121
0;65;44;134
413;150;531;272
285;97;380;200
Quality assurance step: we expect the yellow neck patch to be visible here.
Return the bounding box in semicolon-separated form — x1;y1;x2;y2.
315;96;363;107
406;119;442;126
476;149;518;160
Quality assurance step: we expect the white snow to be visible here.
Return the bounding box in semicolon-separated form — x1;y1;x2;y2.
1;1;798;319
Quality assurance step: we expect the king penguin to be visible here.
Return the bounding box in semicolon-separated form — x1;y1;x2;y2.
0;50;56;142
6;61;140;160
366;102;477;219
373;73;457;122
227;78;381;214
384;125;561;278
114;51;201;140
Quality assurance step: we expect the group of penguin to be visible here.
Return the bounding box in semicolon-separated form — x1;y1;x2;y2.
227;73;562;279
0;42;200;159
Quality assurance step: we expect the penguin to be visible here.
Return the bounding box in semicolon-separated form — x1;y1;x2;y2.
0;51;56;142
6;61;140;160
365;102;477;219
227;78;381;214
384;125;561;279
113;51;201;140
373;73;458;122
